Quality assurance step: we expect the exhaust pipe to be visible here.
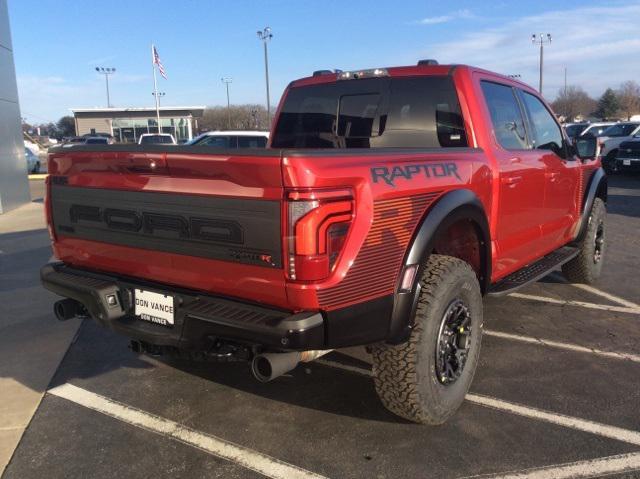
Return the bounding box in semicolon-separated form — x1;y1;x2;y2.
54;299;83;321
251;349;332;382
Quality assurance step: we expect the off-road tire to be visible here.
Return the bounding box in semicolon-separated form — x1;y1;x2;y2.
371;255;483;425
562;198;606;284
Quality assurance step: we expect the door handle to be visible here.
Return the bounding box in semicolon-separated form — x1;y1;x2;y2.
501;175;523;185
509;157;522;164
545;172;560;182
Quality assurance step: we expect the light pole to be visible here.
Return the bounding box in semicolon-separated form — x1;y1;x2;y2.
221;77;232;128
152;91;166;107
531;33;551;95
257;27;273;128
95;67;116;107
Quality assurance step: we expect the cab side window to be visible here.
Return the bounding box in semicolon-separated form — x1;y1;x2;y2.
481;81;529;150
520;91;565;157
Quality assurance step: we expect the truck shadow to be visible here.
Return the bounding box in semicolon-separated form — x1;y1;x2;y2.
166;352;405;423
49;320;405;424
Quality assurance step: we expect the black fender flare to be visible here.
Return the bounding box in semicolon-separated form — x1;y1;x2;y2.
387;189;491;344
572;167;607;243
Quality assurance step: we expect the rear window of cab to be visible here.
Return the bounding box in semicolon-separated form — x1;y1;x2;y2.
271;76;467;149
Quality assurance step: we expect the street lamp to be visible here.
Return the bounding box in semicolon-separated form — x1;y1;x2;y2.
95;67;116;107
257;27;273;128
531;33;551;95
221;77;232;128
152;91;166;106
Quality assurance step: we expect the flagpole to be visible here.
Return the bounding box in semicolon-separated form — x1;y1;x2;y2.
151;43;161;133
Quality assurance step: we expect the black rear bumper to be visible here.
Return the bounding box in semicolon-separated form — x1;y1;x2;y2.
40;263;324;351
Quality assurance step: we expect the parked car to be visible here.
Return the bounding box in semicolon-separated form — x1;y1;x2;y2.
597;122;640;173
563;122;589;139
138;133;177;145
61;136;86;146
579;122;617;138
84;136;115;145
25;147;40;174
188;131;269;148
42;61;606;425
62;135;115;147
615;139;640;173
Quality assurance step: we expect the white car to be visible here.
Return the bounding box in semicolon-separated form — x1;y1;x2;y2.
188;130;270;148
564;122;616;139
580;122;617;138
597;122;640;173
138;133;177;145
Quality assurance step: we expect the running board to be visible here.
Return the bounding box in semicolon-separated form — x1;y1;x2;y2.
488;246;580;296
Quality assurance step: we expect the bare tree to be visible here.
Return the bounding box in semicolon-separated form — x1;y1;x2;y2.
199;104;270;132
551;86;597;121
617;81;640;120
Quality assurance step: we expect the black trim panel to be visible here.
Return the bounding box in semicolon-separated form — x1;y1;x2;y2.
572;167;607;243
324;295;394;348
51;184;282;267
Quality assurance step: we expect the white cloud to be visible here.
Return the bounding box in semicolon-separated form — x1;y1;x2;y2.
420;3;640;99
416;9;473;25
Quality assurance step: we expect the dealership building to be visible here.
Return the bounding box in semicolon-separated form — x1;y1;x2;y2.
71;106;205;143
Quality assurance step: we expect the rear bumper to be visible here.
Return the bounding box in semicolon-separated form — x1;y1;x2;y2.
615;158;640;172
40;263;324;351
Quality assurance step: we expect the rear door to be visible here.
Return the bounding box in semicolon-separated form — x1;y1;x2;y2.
518;89;579;249
480;80;547;276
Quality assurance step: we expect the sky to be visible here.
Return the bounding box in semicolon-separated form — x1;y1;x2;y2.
8;0;640;123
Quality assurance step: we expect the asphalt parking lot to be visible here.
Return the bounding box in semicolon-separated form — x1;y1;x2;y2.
2;175;640;479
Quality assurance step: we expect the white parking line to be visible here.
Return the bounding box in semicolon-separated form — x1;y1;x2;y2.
548;272;640;310
484;329;640;363
570;283;640;310
48;383;327;479
466;451;640;479
507;292;640;315
466;394;640;446
316;359;640;447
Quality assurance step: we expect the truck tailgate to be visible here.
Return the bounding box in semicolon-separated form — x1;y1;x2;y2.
47;146;288;308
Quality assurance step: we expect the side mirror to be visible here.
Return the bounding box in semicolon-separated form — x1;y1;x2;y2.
575;136;597;160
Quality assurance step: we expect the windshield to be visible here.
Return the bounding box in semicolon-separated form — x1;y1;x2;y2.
602;123;639;137
140;135;173;144
85;138;108;144
564;124;587;137
271;76;467;149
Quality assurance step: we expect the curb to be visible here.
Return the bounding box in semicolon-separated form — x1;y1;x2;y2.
28;174;48;180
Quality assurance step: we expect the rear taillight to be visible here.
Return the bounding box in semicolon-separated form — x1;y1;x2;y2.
286;189;353;281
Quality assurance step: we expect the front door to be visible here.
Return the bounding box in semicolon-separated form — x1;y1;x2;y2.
480;81;548;278
518;90;580;250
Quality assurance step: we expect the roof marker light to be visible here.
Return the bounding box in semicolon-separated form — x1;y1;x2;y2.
337;68;389;80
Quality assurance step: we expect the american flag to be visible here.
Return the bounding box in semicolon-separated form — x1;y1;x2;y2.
153;46;167;79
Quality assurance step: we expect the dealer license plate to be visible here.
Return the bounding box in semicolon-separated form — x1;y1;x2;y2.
134;289;175;326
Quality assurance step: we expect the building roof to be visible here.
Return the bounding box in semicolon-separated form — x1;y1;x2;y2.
71;106;205;118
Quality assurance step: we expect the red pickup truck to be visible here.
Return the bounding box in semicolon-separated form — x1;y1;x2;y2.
41;61;607;424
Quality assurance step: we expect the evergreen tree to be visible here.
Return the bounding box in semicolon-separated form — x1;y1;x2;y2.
596;88;620;119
